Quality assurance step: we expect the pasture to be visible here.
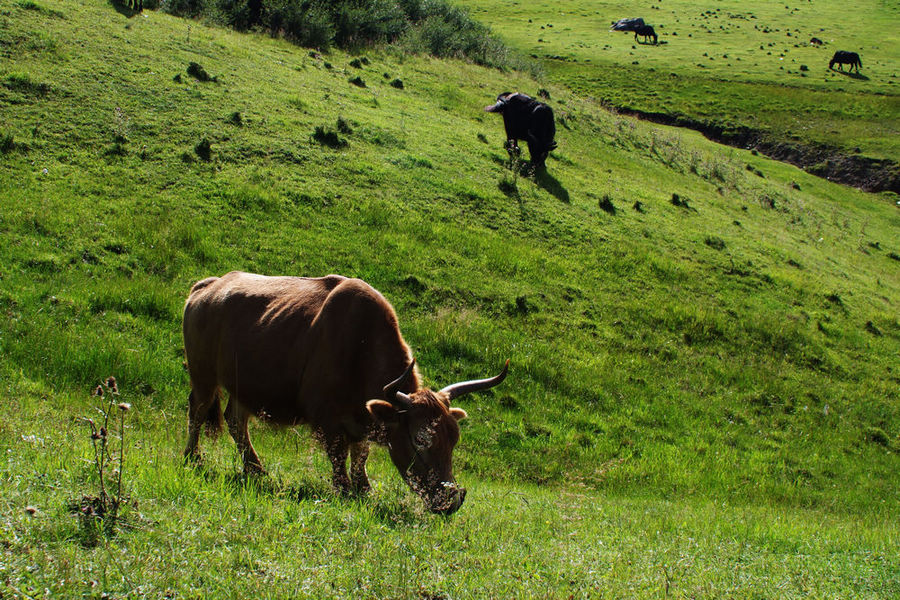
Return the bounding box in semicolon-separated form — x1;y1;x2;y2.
1;0;898;597
457;0;900;174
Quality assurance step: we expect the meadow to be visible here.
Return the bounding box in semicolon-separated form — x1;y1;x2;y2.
456;0;900;186
1;0;898;597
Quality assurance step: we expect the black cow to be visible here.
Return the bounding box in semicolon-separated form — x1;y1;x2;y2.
485;92;557;170
809;37;823;46
634;25;657;44
829;50;861;72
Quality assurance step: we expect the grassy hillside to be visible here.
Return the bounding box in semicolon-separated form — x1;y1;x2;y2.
456;0;900;169
1;0;898;596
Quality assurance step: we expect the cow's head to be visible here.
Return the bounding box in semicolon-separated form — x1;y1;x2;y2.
367;359;508;515
484;92;516;113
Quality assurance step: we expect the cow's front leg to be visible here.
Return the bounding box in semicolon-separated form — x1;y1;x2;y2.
320;430;352;494
349;441;371;495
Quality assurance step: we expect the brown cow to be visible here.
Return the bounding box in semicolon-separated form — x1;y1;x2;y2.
182;271;508;514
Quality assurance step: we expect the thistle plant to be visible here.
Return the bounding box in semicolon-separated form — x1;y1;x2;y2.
77;376;131;543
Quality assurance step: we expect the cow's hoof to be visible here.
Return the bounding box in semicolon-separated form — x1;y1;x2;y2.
243;463;267;477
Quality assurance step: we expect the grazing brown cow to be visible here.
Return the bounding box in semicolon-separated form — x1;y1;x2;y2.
182;272;508;514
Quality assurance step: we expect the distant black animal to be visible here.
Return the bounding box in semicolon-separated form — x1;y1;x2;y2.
485;92;557;170
634;24;657;44
611;17;645;32
809;37;823;46
829;50;861;72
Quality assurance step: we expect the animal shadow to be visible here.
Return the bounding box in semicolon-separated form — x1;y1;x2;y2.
835;71;870;81
109;1;142;18
534;169;570;203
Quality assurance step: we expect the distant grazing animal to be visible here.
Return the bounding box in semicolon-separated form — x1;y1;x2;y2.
610;17;645;32
829;50;861;72
485;92;557;169
634;24;658;44
182;272;509;515
809;37;823;46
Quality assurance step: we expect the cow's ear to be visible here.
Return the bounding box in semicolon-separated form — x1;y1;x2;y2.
449;407;468;421
367;400;401;425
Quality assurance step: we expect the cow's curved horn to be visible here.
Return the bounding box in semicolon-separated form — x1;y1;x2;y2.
383;360;416;407
439;359;509;401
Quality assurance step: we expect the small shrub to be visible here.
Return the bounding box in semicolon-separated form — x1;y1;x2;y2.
194;139;212;161
390;78;404;89
864;321;883;337
336;116;353;134
0;132;17;155
632;200;645;213
704;236;726;250
228;111;243;126
477;133;488;144
348;76;366;87
186;61;215;82
598;195;616;215
863;426;892;448
312;125;347;149
349;58;364;68
670;193;691;209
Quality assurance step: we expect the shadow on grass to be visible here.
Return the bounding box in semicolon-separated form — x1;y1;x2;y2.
191;464;425;524
834;70;870;81
534;168;570;203
108;1;141;18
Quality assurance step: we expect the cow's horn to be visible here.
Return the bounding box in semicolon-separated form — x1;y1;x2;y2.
383;360;416;407
439;359;509;401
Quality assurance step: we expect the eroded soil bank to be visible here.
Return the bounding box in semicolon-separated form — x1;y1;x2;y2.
612;106;900;194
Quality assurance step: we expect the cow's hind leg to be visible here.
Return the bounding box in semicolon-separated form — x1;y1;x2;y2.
224;399;265;475
349;441;371;495
184;383;222;463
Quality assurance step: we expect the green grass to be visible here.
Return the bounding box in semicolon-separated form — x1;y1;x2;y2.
0;0;898;596
455;0;900;160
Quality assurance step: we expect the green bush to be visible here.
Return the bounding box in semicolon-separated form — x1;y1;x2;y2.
267;1;333;50
155;0;530;71
329;0;407;48
159;0;204;17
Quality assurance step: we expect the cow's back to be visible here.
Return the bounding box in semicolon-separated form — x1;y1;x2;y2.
183;272;349;424
183;272;415;429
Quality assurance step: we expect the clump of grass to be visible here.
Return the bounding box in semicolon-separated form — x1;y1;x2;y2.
4;72;51;97
312;125;348;149
336;116;353;135
390;78;404;89
227;111;243;126
73;377;132;546
348;75;366;88
598;194;616;215
670;193;692;210
194;138;212;161
704;235;726;250
1;132;18;155
186;61;215;82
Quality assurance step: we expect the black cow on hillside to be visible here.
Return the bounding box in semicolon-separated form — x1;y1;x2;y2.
829;50;861;72
634;25;657;44
485;92;557;170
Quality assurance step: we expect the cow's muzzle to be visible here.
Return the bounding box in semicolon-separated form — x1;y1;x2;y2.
428;485;466;515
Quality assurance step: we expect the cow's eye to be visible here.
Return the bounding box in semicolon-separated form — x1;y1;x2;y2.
414;428;433;450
